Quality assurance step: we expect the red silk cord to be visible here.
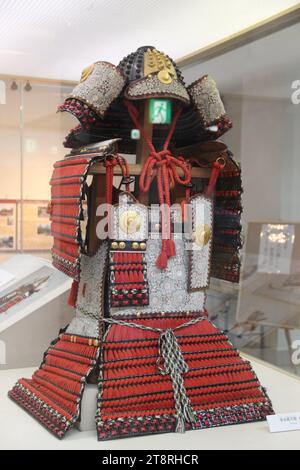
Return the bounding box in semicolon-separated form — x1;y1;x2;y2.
105;154;130;205
125;100;191;269
68;155;130;308
205;160;226;198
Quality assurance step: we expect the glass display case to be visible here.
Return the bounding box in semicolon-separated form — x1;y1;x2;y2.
0;78;74;260
0;16;300;379
181;19;300;377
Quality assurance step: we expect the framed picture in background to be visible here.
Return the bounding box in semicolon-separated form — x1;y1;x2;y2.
22;201;52;251
0;201;17;251
0;200;51;252
237;222;300;331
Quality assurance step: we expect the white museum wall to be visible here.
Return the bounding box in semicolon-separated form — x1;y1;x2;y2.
223;95;278;224
1;0;298;80
222;95;300;226
0;81;74;200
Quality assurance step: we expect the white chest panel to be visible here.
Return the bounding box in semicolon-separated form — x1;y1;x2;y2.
109;238;206;317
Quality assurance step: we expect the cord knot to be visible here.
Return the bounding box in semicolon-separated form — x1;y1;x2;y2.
125;100;192;269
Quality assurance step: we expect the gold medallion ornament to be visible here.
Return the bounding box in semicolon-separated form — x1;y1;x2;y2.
157;69;173;85
144;49;177;85
80;63;95;83
192;224;212;247
120;210;141;234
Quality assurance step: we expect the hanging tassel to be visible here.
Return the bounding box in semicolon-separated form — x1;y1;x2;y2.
175;417;186;433
166;238;176;257
156;238;175;268
68;280;79;307
184;404;196;424
206;159;226;197
156;246;168;269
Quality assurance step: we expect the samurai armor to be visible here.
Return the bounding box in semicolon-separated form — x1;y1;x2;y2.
97;318;273;440
59;46;232;152
48;138;118;280
9;333;99;438
9;245;107;438
95;197;272;440
9;45;274;440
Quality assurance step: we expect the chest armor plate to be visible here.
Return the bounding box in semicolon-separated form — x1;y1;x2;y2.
108;192;213;319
